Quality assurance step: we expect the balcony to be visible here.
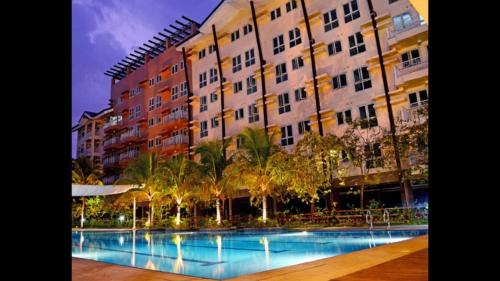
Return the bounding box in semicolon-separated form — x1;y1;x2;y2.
103;137;122;150
387;19;426;39
120;130;143;143
165;110;188;123
119;150;139;163
104;117;124;133
394;58;428;87
387;20;427;48
162;135;189;155
103;156;120;167
400;102;428;123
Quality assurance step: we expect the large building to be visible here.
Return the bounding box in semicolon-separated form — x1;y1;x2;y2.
72;108;113;165
101;17;200;184
178;0;428;206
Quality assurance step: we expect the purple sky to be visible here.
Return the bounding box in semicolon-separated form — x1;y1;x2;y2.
72;0;221;158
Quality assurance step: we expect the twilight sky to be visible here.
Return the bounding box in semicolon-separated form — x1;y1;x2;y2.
72;0;221;158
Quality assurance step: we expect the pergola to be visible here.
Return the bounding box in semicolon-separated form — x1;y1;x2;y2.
72;184;143;229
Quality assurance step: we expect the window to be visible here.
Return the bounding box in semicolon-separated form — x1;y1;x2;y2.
210;68;218;83
353;67;372;92
155;136;162;147
156;74;162;83
172;64;178;74
359;104;378;128
209;44;216;54
280;125;294;146
198;49;206;59
236;136;245;149
393;12;413;31
324;9;339;32
156;96;162;108
129;108;134;120
278;92;291;114
245;49;255;67
289;28;302;48
389;0;399;3
298;120;311;135
247;75;257;95
200;96;208;112
365;143;382;168
275;63;288;84
348;32;366;56
156;116;162;125
235;108;244;120
336;110;352;125
148;139;154;149
295;88;307;101
231;30;240;42
292;56;304;70
211;116;219;128
149;78;155;86
333;74;347;89
243;24;253;35
401;49;421;68
286;0;297;12
200;121;208;138
271;7;281;20
408;90;428;107
148;98;155;111
232;55;242;73
171;86;179;100
248;104;260;123
199;72;207;88
234;81;243;93
180;82;188;96
273;35;285;55
343;0;360;23
148;118;154;127
180;61;184;70
210;92;218;103
328;40;342;56
135;105;141;118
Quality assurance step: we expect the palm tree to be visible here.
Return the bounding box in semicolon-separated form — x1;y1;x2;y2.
231;127;287;223
160;154;201;226
195;139;233;225
116;152;163;228
72;157;104;228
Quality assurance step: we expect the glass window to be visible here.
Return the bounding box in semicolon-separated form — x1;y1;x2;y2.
353;67;372;92
324;9;339;32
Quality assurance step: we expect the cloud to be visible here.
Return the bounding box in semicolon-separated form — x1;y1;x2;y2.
74;0;157;54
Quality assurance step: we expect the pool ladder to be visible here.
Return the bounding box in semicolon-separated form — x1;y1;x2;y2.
383;209;391;230
365;210;373;230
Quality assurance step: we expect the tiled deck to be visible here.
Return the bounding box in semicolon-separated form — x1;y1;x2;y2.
72;234;428;281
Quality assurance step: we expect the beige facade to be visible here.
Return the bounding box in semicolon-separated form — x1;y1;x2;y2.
73;108;113;165
180;0;428;180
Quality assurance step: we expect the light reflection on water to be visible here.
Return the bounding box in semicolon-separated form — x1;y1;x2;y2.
72;229;426;279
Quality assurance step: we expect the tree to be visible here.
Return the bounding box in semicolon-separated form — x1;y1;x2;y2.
230;127;288;223
341;119;390;210
116;152;163;228
72;157;104;228
195;139;233;225
160;154;202;226
285;132;347;213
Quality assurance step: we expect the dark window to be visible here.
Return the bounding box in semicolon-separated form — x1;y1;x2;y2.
286;0;297;12
243;24;253;35
271;7;282;20
359;104;378;128
273;35;285;55
234;81;243;93
353;67;371;92
281;125;294;146
292;56;304;70
278;93;291;114
324;9;339;32
348;32;366;56
231;30;240;41
289;28;302;48
344;0;360;23
333;74;347;89
298;120;311;135
276;63;288;84
328;40;342;56
295;88;307;101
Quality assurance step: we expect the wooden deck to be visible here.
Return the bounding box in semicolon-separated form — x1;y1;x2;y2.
330;249;428;281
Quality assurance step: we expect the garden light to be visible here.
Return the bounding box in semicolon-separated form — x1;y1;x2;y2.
119;215;125;222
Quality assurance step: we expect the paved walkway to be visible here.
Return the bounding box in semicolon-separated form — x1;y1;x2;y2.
72;235;428;281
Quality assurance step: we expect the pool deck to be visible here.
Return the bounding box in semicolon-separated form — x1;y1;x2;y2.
72;231;428;281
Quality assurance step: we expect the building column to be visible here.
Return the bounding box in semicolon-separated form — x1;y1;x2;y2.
211;24;227;159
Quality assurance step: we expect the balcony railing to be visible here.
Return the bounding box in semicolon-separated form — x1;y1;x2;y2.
119;150;139;161
104;116;123;129
400;102;428;122
164;111;188;123
395;58;428;77
163;135;189;147
103;137;120;147
387;19;426;39
120;130;141;142
103;156;120;166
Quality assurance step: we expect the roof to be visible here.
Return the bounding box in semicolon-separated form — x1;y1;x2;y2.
72;107;113;132
72;184;143;197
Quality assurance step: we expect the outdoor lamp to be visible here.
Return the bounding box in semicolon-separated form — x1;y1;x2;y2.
119;215;125;222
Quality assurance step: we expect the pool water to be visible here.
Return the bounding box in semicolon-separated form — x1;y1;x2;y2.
72;229;427;280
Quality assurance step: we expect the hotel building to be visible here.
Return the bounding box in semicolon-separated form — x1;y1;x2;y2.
178;0;428;206
101;17;200;184
72;108;113;165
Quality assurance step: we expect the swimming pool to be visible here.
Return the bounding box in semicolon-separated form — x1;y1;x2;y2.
72;229;427;280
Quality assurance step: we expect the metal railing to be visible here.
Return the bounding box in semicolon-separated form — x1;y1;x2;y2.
400;103;428;122
387;19;426;39
396;58;428;77
163;135;189;147
164;111;188;123
120;130;141;142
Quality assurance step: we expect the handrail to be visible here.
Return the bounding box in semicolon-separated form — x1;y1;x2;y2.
365;210;373;230
383;209;391;230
